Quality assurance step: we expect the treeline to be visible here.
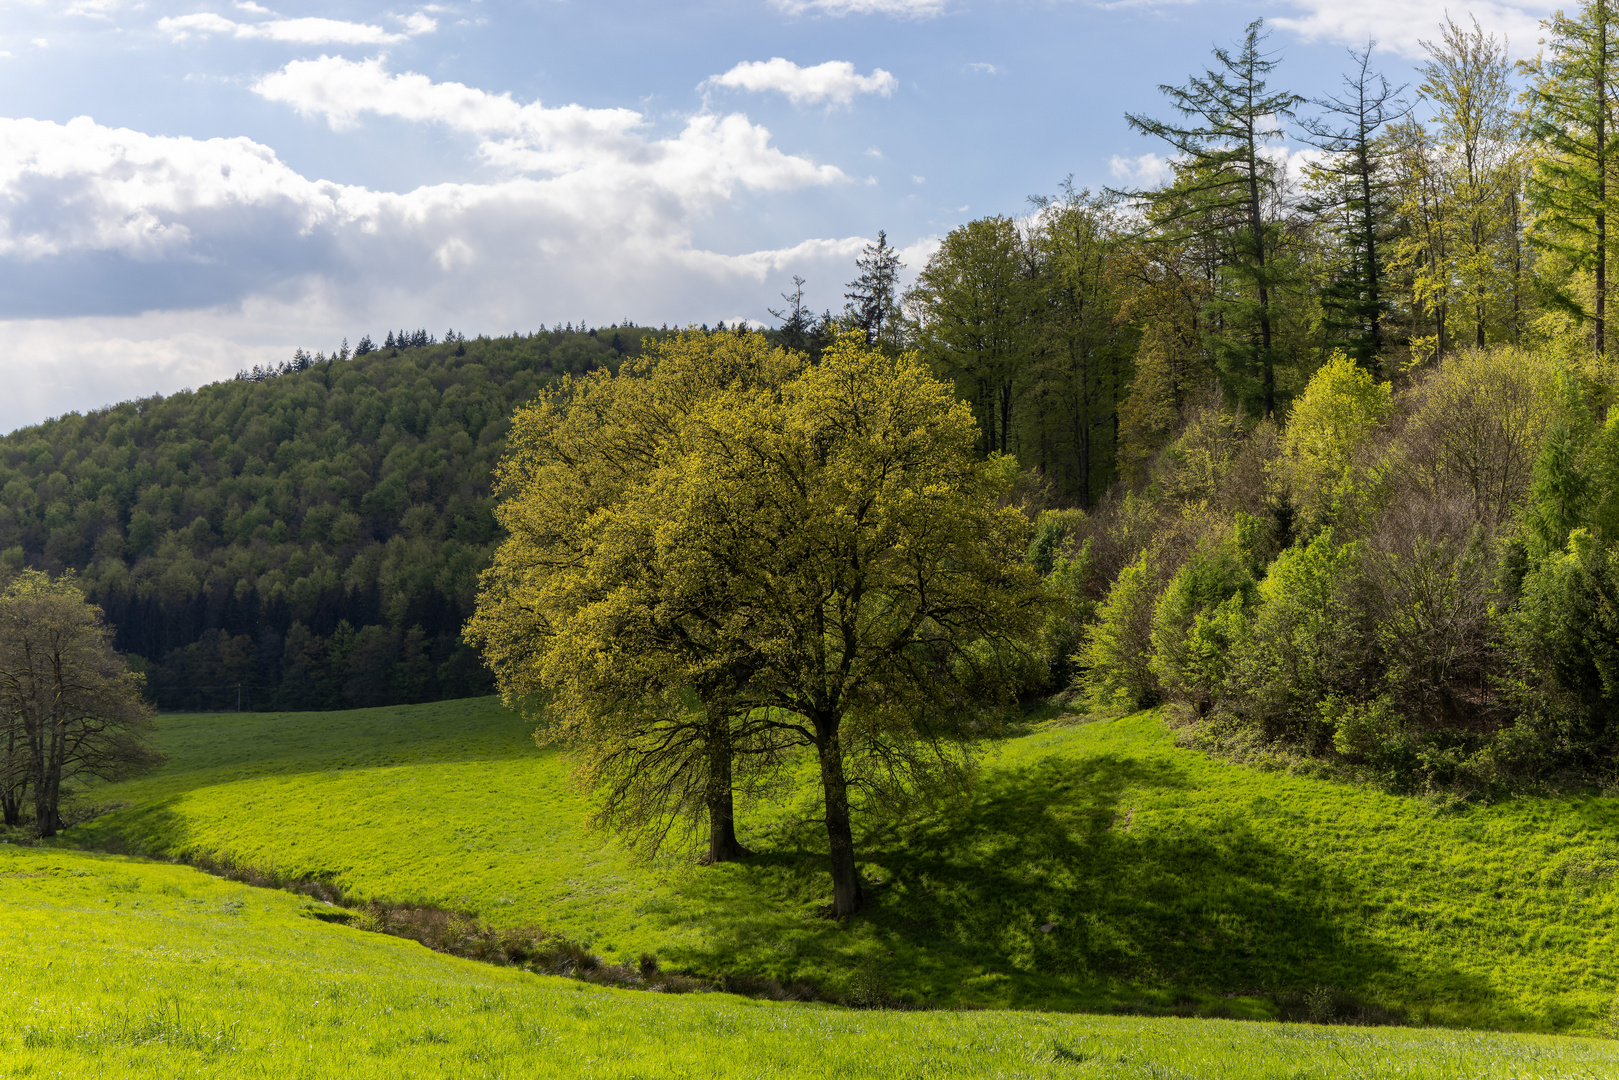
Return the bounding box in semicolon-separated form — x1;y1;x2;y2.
997;9;1619;791
0;324;663;712
888;16;1595;509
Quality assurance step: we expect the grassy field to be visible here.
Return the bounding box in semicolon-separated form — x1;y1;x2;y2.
69;698;1619;1032
5;844;1618;1080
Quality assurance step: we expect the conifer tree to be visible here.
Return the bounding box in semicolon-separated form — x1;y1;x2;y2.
1119;18;1304;418
845;230;905;348
1299;43;1410;373
1524;0;1619;356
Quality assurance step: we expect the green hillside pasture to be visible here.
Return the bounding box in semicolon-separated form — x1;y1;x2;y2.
72;699;1619;1032
5;846;1616;1080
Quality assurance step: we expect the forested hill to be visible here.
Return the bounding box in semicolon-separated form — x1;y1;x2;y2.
0;326;661;711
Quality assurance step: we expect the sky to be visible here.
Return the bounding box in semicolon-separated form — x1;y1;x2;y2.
0;0;1559;434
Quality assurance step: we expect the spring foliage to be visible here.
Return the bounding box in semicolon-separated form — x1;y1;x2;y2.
471;331;1046;912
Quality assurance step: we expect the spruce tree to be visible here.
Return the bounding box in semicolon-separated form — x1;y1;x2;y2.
1118;18;1303;418
1525;0;1619;357
844;230;905;348
1298;43;1409;374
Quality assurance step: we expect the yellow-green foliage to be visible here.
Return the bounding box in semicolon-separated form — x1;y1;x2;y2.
70;698;1619;1033
7;847;1616;1079
1282;351;1393;529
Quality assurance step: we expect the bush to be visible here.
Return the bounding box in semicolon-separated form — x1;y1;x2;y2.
1221;530;1367;749
1149;530;1256;716
1078;550;1163;709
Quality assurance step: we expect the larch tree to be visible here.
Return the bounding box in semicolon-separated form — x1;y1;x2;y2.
1119;17;1304;418
0;570;161;836
1524;0;1619;357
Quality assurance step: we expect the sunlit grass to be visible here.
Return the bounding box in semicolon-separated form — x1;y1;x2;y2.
70;698;1619;1030
5;846;1617;1079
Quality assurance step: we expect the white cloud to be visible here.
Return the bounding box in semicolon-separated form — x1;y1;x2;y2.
772;0;946;16
158;12;437;46
705;58;898;107
235;1;273;12
1108;151;1175;188
966;62;997;74
253;56;844;196
65;0;123;18
1272;0;1551;60
0;59;873;431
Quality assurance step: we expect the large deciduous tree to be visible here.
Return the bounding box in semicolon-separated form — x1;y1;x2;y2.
0;570;161;836
471;330;1047;913
1415;16;1524;351
906;215;1035;457
668;334;1047;915
467;331;798;863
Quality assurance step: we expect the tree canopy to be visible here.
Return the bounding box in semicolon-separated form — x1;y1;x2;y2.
472;330;1048;913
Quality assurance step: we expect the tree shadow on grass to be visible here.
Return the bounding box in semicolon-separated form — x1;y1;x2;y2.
661;752;1525;1026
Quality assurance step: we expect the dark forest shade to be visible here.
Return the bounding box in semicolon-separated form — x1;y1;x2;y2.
0;325;660;711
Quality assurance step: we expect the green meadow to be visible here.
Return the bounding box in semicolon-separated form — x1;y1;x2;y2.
68;698;1619;1033
4;845;1618;1079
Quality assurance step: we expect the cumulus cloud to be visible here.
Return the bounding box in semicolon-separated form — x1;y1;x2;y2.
1108;151;1176;189
253;56;844;196
772;0;947;16
0;59;874;431
158;11;437;45
1273;0;1551;59
966;62;997;74
704;58;898;107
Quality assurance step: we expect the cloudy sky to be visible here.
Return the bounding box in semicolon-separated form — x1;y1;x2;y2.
0;0;1555;433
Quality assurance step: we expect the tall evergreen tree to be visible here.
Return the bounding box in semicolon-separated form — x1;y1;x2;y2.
844;230;905;348
1118;18;1304;418
1524;0;1619;357
1299;43;1410;373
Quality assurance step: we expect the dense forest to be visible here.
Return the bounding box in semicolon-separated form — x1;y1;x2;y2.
0;325;668;711
901;12;1619;794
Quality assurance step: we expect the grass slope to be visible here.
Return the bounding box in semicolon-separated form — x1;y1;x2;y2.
6;846;1617;1079
72;699;1619;1032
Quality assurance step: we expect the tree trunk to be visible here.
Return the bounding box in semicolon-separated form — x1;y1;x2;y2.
703;703;748;864
33;711;63;839
1599;16;1608;358
813;714;862;917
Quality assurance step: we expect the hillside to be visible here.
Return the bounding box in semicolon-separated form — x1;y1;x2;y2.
0;326;661;712
10;849;1614;1080
69;698;1619;1033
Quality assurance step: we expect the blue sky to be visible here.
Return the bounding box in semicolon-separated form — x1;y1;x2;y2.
0;0;1553;433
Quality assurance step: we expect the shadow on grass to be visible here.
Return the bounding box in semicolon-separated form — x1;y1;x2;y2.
661;752;1522;1025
